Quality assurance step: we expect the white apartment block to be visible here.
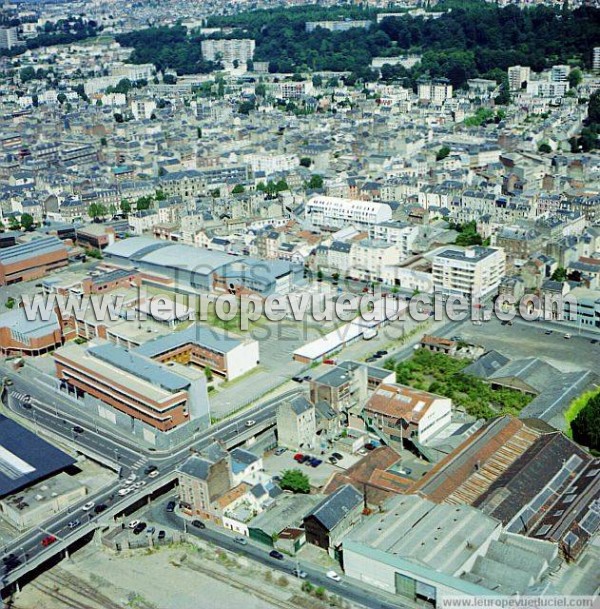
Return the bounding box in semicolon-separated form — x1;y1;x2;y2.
0;27;21;50
305;20;371;33
249;153;298;175
418;79;452;104
131;99;157;120
306;196;393;230
526;81;569;98
551;65;570;82
369;221;419;259
594;47;600;72
350;240;401;282
508;65;531;91
432;246;506;301
201;39;255;66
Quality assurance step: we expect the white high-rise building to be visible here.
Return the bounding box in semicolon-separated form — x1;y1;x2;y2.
418;79;453;104
0;27;21;50
551;65;570;83
432;246;506;301
594;47;600;73
201;39;255;67
507;65;531;92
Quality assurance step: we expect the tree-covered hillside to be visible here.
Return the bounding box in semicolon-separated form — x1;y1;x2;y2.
118;3;600;87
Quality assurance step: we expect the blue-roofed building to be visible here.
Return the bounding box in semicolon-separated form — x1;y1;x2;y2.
0;307;66;356
0;414;76;498
133;323;259;381
0;236;68;285
230;448;263;486
103;236;303;296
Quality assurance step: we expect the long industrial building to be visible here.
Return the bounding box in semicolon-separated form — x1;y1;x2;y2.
103;237;302;296
0;236;68;285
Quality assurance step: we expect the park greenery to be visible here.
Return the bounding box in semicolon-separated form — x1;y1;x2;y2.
570;90;600;152
279;469;311;494
116;4;599;88
385;349;532;420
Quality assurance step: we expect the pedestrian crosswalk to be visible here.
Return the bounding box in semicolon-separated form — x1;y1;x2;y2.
131;457;146;470
9;391;31;404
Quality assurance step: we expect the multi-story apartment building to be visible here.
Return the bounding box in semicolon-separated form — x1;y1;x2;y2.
508;65;531;91
432;246;506;301
417;79;452;104
276;395;316;451
201;39;255;67
368;221;418;259
305;20;371;33
306;196;393;230
0;27;22;50
350;239;401;282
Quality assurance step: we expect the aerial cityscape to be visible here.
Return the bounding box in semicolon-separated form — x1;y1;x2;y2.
0;0;599;607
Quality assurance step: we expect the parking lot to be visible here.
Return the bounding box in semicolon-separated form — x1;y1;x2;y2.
445;317;600;373
263;448;361;489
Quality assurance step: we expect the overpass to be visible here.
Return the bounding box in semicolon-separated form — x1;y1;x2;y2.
0;383;294;597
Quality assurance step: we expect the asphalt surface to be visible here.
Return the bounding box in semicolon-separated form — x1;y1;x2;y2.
150;499;405;609
0;370;299;587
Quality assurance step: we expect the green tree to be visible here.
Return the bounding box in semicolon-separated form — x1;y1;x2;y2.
8;217;20;230
436;146;451;161
87;248;103;259
317;269;323;282
571;393;600;452
308;174;323;189
57;92;67;104
100;137;107;146
136;196;153;211
88;203;107;220
538;142;552;154
232;184;245;194
312;74;323;87
568;68;582;90
279;469;310;494
114;112;124;123
155;190;166;201
5;297;15;309
255;82;267;97
20;213;34;231
300;157;312;168
204;366;213;381
551;267;568;282
120;200;131;214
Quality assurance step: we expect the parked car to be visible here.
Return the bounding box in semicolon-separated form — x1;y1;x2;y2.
293;453;304;462
302;455;313;465
146;526;155;534
332;452;343;460
326;570;341;582
269;550;284;560
544;330;553;335
144;465;158;475
323;359;336;365
157;530;166;540
364;443;376;451
564;333;572;339
303;375;311;381
328;456;338;465
309;458;322;467
81;501;95;512
191;520;206;529
148;470;159;478
166;501;176;513
126;474;137;483
291;568;307;579
68;520;80;529
118;488;131;496
357;448;368;456
274;447;287;456
234;537;248;545
292;376;303;383
133;522;146;535
366;357;377;363
134;481;146;489
128;520;140;529
376;350;388;356
41;535;57;547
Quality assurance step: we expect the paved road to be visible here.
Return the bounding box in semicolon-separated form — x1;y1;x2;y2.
149;499;404;609
0;378;300;587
